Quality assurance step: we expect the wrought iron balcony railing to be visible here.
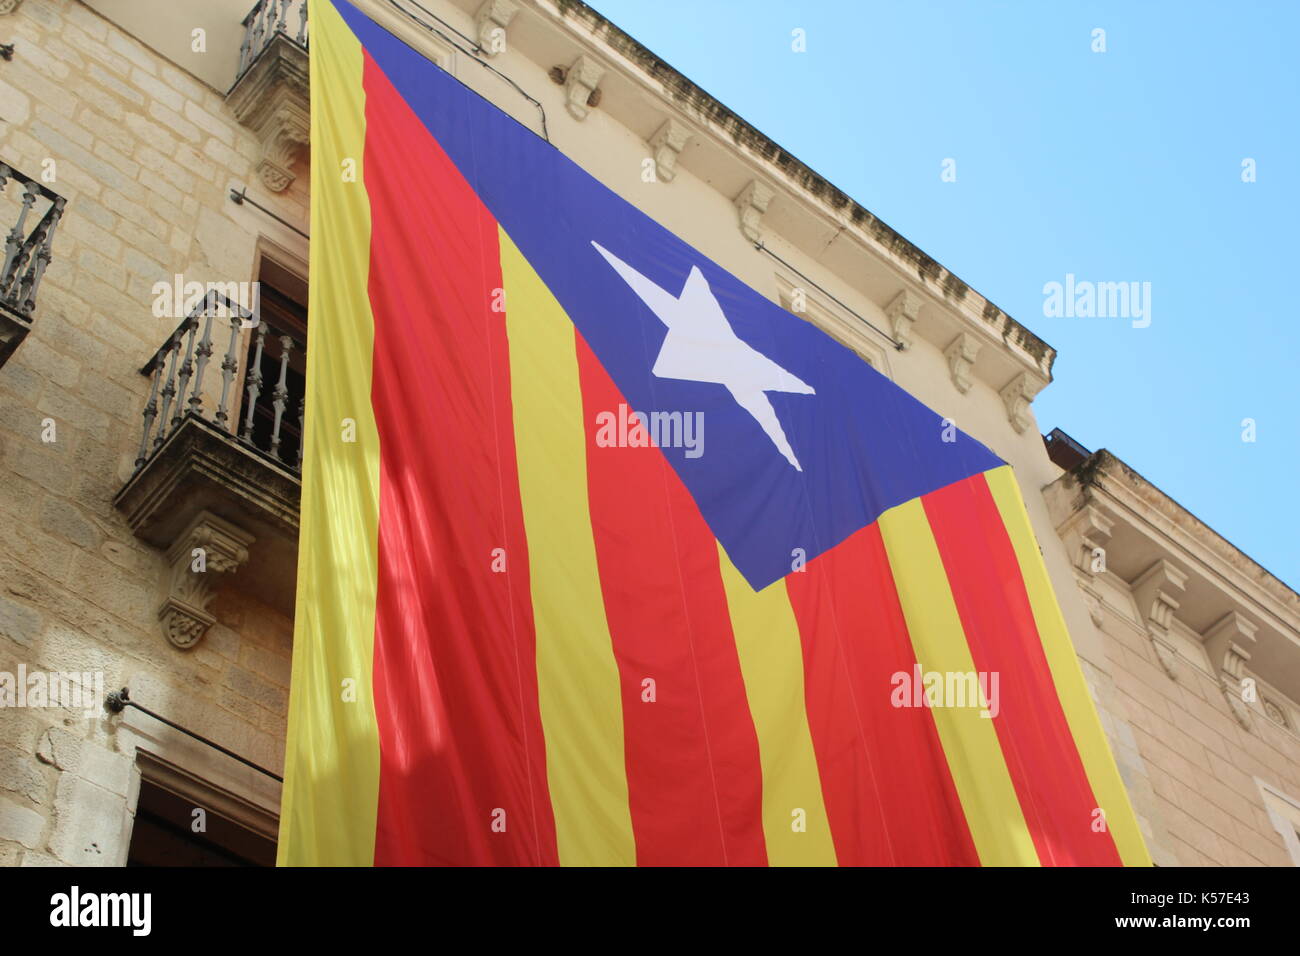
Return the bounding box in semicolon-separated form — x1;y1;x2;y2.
236;0;309;85
0;163;65;366
134;291;305;476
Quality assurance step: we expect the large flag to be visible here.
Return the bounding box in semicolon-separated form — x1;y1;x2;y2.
280;0;1151;866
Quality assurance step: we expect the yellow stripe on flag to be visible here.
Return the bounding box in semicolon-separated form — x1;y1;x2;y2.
498;226;636;866
278;0;382;866
983;466;1152;866
878;498;1040;866
718;546;837;866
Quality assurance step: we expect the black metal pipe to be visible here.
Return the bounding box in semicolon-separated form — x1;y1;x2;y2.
105;688;284;783
229;187;310;240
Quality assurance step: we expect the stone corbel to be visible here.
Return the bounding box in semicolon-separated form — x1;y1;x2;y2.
1202;611;1259;729
158;512;254;650
999;371;1045;434
1131;559;1188;679
257;105;310;192
475;0;518;56
560;54;605;120
943;332;980;394
647;118;691;183
1058;503;1114;577
884;290;920;351
225;33;310;192
734;180;774;244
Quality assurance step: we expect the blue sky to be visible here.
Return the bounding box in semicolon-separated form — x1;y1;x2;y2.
593;0;1300;589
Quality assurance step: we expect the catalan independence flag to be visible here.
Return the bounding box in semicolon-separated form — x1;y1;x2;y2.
279;0;1151;867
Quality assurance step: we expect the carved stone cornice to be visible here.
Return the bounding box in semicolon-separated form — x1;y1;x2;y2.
475;0;519;56
647;118;691;183
225;33;309;192
734;180;773;244
884;290;920;351
943;332;980;394
159;512;254;649
1203;611;1259;729
999;371;1045;434
1045;448;1300;716
1056;503;1114;578
1132;559;1188;679
560;54;605;120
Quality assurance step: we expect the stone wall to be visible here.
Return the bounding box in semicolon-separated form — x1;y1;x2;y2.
1095;600;1300;866
0;0;302;866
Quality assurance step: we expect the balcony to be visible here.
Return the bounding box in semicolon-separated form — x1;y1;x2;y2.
114;291;305;647
227;0;310;193
0;163;65;368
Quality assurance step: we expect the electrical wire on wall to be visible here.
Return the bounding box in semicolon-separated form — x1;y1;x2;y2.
384;0;550;141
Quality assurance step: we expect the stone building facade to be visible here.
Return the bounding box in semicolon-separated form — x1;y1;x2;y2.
0;0;1295;866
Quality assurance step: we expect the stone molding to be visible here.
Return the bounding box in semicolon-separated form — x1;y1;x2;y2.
1057;503;1114;577
884;290;920;351
1203;611;1259;729
225;33;309;193
999;371;1045;434
647;118;691;183
560;54;604;120
1044;449;1300;719
475;0;519;57
943;332;980;394
734;180;773;244
159;511;253;649
114;415;301;619
1131;559;1188;680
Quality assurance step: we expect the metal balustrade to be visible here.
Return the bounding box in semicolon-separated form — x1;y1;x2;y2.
135;291;305;475
0;163;64;324
236;0;309;84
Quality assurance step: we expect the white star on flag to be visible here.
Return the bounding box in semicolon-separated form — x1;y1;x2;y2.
591;241;815;470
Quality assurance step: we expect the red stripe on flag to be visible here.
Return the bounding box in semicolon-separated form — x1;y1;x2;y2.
923;474;1123;866
361;54;559;865
786;523;980;865
576;339;768;866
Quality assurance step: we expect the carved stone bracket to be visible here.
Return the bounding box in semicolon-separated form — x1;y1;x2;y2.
1203;611;1259;730
648;118;691;183
1132;559;1188;679
884;290;920;351
561;54;605;120
158;511;254;649
999;371;1045;434
475;0;518;56
1058;503;1114;577
225;33;310;193
943;332;980;394
734;180;774;244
